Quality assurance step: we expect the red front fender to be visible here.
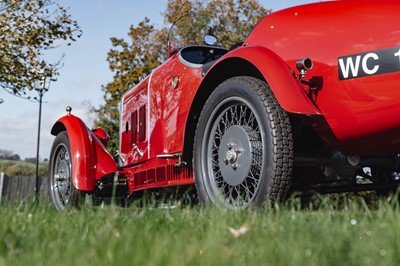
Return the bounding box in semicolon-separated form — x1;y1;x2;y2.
219;46;321;115
51;114;118;191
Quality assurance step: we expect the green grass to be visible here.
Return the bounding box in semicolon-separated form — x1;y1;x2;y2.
1;198;400;266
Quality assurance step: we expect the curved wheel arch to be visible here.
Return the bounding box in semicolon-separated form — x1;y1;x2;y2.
182;58;265;163
183;49;318;163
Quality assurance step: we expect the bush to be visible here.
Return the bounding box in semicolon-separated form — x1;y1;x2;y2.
0;159;48;177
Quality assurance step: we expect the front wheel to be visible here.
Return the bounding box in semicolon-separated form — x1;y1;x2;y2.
48;131;84;211
193;77;293;209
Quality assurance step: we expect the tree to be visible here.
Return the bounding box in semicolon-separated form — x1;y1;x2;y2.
164;0;270;48
0;148;20;160
93;0;270;154
91;18;167;153
0;0;81;101
0;149;13;159
25;157;38;164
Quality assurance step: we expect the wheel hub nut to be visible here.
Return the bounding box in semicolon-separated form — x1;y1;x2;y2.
225;149;237;163
54;173;66;182
219;125;253;186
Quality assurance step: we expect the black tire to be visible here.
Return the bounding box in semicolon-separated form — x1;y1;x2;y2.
193;76;293;209
48;131;84;211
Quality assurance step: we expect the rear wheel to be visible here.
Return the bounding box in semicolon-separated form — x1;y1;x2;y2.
48;131;84;211
193;76;293;209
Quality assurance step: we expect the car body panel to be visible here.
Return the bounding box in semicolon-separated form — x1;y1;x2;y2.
120;50;205;167
213;46;321;115
51;114;117;190
245;0;400;153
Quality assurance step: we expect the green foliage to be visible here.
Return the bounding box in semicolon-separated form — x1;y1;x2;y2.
91;19;167;154
164;0;270;48
0;159;48;177
1;200;400;265
0;149;20;161
24;157;37;164
0;0;81;101
92;0;270;155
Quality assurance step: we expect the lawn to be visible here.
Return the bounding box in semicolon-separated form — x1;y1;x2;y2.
1;197;399;266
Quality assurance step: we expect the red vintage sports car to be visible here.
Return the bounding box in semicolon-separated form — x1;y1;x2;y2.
48;0;400;210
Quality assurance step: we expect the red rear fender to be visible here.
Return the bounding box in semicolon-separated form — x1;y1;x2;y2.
51;114;118;191
220;46;321;115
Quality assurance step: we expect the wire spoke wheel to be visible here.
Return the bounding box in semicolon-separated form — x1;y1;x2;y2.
194;76;293;209
207;100;264;208
51;143;72;209
48;131;84;211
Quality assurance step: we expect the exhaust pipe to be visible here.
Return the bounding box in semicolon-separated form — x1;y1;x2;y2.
296;58;313;81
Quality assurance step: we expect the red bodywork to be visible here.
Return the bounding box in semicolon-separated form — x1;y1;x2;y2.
51;0;400;193
51;114;117;191
246;0;400;154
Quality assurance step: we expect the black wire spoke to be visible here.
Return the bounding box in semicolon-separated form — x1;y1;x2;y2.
242;180;254;199
230;105;239;125
234;185;241;201
239;105;246;125
228;185;235;202
247;169;260;187
207;101;265;208
215;123;223;140
214;169;222;181
246;109;256;127
63;186;71;204
234;185;246;207
211;156;219;166
252;145;263;157
221;111;228;129
251;157;262;172
52;145;72;208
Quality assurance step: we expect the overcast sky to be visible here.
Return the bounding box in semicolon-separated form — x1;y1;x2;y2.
0;0;317;160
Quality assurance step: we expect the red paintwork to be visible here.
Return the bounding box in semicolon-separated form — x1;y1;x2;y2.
51;114;117;191
244;0;400;154
216;46;321;115
92;128;110;147
52;0;400;194
120;53;204;166
124;158;193;192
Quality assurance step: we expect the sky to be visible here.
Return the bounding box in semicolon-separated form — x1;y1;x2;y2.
0;0;318;160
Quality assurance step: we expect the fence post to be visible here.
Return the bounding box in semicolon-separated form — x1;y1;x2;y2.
0;172;4;204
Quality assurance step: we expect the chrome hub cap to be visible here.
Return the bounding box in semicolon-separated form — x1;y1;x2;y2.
219;125;253;186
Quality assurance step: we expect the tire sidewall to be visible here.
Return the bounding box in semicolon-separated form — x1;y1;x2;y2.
194;77;276;208
48;131;78;210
